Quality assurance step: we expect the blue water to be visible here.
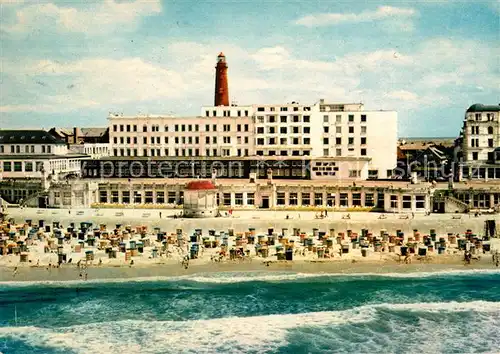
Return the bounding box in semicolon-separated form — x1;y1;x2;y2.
1;270;499;353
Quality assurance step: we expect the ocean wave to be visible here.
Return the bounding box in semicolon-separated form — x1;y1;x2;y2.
0;301;498;354
1;268;500;288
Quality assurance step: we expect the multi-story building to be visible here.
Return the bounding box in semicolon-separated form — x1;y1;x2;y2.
0;130;90;205
459;103;500;180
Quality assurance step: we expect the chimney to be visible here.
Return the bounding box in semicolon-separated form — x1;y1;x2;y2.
73;127;81;144
214;52;229;106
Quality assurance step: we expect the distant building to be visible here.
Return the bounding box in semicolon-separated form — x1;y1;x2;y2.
459;104;500;180
0;130;90;205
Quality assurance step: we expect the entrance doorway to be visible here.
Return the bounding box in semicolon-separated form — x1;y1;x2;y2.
261;196;269;209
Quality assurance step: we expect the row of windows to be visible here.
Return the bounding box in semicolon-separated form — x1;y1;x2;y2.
205;110;250;117
0;145;52;154
470;126;495;135
256;126;310;135
257;137;310;145
470;113;496;122
255;115;311;124
113;136;251;145
323;114;367;123
322;148;367;156
255;150;310;156
256;106;310;112
470;138;495;148
323;137;367;145
324;126;367;134
276;192;376;207
112;148;250;157
2;161;43;172
113;123;250;133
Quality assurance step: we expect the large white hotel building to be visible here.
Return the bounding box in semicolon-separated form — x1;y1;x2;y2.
108;99;397;180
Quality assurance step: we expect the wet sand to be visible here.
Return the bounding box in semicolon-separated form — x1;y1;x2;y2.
2;256;498;283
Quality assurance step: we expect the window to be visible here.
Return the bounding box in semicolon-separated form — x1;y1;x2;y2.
301;193;310;206
114;137;118;144
143;125;147;132
10;146;14;153
361;137;366;144
247;193;254;205
349;126;354;134
336;137;342;145
336;148;342;156
244;137;249;144
304;138;310;144
339;193;348;207
352;193;362;206
348;115;354;122
323;115;329;123
24;162;33;172
280;138;287;144
323;138;329;144
365;193;374;207
323;126;329;133
280;127;287;134
488;139;494;148
257;138;265;145
390;195;398;208
237;124;241;132
289;193;298;205
416;195;425;209
31;146;35;153
304;127;310;134
213;137;217;144
257;107;265;112
293;127;299;134
223;193;231;206
41;145;45;153
336;115;341;123
488;126;494;134
323;148;329;156
113;125;118;132
349;170;360;178
280;107;288;112
303;116;310;123
280;116;287;123
277;192;285;206
336;127;341;134
361;148;367;156
361;114;366;122
168;192;177;204
13;161;21;171
133;125;137;132
472;152;478;160
257;127;264;134
234;193;243;205
292;115;300;123
348;137;354;145
244;124;249;132
99;191;108;203
213;124;217;131
268;127;276;134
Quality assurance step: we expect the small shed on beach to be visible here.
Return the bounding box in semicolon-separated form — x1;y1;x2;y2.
183;180;218;218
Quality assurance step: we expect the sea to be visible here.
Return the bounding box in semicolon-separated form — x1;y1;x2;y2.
0;270;499;354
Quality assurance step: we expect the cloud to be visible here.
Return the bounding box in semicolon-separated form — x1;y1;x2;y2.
2;0;161;35
385;90;418;101
295;6;417;29
1;57;185;113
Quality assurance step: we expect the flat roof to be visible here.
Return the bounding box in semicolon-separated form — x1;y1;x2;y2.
0;154;90;160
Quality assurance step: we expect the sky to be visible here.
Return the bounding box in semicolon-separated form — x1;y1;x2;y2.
0;0;499;137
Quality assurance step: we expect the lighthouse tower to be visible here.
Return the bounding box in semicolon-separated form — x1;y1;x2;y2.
214;52;229;106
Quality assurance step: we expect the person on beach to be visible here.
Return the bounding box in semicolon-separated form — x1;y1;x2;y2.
159;212;162;218
12;267;18;278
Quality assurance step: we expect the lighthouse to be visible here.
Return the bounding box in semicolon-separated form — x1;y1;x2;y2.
214;52;229;106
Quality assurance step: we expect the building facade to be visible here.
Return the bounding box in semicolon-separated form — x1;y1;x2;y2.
460;104;500;180
107;99;396;180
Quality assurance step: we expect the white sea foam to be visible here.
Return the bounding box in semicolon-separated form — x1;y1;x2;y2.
0;301;498;354
1;268;500;287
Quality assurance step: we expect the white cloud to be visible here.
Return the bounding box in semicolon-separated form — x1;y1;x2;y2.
385;90;418;101
1;57;185;113
2;0;161;34
295;6;417;28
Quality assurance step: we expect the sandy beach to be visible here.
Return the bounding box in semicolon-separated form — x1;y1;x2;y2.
1;207;499;283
